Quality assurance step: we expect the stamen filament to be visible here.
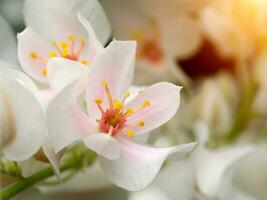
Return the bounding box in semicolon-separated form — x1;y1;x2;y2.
108;126;113;136
76;37;84;57
102;81;113;109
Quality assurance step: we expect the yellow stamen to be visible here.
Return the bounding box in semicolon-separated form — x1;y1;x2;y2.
143;101;151;107
68;35;75;41
125;91;130;97
126;108;133;115
101;81;108;87
94;98;103;104
61;48;69;57
138;120;145;127
30;52;38;59
60;42;68;49
127;129;134;138
41;68;47;76
108;126;113;137
114;99;123;110
80;60;88;65
49;51;57;58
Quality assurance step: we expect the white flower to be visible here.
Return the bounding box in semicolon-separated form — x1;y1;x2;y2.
18;0;110;84
0;67;46;161
47;40;196;191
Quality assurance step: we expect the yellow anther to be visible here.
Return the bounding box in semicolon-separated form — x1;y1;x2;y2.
143;101;151;107
68;35;75;41
60;42;68;49
114;99;123;110
79;37;85;45
101;81;108;87
126;108;133;115
138;120;145;127
51;40;57;46
49;51;57;58
94;98;103;104
30;52;38;59
41;68;47;76
62;48;69;57
80;60;88;65
125;91;130;98
127;129;134;138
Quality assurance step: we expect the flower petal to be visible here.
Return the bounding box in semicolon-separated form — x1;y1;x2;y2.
159;15;202;60
77;13;104;62
0;14;17;63
42;135;60;177
24;0;111;44
0;74;46;161
17;28;51;83
125;82;181;135
99;136;196;191
47;57;87;91
219;145;267;200
83;133;120;160
86;40;136;119
47;82;94;153
193;123;254;198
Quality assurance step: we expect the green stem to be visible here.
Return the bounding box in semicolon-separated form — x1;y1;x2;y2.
0;161;73;200
0;145;96;200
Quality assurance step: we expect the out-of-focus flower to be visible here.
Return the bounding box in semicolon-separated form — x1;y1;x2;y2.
0;14;17;64
192;123;254;199
200;0;267;60
219;144;267;200
47;40;196;191
102;0;200;85
0;67;46;161
181;73;237;135
18;0;110;84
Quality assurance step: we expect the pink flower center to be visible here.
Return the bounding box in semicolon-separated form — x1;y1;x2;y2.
94;81;150;138
29;35;88;77
138;40;164;63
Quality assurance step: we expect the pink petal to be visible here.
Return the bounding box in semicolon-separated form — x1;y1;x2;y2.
99;136;196;191
83;133;120;160
47;81;95;153
86;40;136;119
18;28;51;83
125;82;181;135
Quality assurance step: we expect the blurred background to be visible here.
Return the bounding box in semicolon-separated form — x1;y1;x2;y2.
1;0;267;199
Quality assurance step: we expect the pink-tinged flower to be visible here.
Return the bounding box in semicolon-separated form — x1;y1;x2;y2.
0;67;46;161
18;0;110;84
47;40;196;191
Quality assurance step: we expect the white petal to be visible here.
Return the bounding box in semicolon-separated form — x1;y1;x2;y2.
0;14;17;63
77;13;104;62
0;74;46;161
193;123;254;198
83;133;120;160
42;135;60;177
160;15;202;59
17;28;51;83
24;0;111;44
47;57;88;91
99;136;196;191
219;145;267;200
86;40;136;119
47;82;93;153
125;82;181;135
